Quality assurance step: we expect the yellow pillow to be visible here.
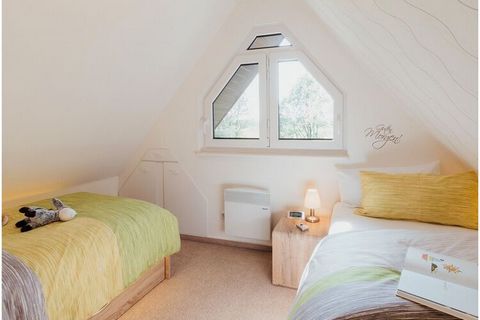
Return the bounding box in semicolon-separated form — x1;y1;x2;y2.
356;171;478;229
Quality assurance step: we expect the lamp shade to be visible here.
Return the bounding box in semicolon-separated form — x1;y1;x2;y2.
304;189;321;209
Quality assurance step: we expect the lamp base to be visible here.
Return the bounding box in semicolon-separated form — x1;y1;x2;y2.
305;215;320;223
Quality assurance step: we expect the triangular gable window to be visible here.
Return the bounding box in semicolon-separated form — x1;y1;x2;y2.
204;27;343;150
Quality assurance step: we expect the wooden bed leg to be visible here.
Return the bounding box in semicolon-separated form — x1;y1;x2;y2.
164;256;171;279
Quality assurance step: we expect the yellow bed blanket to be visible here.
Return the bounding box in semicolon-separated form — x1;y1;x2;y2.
3;193;181;320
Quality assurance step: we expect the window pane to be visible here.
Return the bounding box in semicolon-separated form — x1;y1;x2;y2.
213;64;260;139
278;60;334;140
248;33;291;50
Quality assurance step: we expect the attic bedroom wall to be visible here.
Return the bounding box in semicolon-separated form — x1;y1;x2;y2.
306;0;478;168
3;0;237;204
121;0;469;245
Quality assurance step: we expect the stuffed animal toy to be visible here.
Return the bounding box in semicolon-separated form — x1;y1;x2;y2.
15;198;77;232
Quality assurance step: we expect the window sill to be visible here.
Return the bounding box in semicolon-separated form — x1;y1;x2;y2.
195;147;349;157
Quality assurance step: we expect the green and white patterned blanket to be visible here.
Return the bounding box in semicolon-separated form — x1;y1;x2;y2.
289;228;477;320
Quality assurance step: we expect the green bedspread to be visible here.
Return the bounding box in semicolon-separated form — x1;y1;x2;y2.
3;192;181;319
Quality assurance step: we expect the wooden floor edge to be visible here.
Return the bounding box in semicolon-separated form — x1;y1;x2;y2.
180;234;272;252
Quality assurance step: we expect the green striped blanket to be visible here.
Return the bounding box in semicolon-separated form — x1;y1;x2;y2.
289;228;477;319
3;193;181;320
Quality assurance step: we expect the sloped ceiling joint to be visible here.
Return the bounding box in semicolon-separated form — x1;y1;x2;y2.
307;0;477;168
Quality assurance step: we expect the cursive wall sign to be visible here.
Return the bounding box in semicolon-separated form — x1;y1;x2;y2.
364;124;403;150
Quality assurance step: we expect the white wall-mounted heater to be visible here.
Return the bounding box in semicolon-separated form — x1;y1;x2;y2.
224;188;271;241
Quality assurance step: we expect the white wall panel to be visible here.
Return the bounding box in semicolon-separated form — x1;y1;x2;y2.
119;162;163;205
164;163;208;237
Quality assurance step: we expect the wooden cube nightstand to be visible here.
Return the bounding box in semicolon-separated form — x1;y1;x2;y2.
272;217;330;289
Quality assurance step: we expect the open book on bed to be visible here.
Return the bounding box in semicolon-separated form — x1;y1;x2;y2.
397;247;478;320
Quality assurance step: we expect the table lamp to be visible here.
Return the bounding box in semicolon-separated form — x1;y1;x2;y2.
304;188;320;223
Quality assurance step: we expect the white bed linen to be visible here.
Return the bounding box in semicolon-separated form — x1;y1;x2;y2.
302;228;478;288
329;202;476;235
292;228;478;318
291;202;478;319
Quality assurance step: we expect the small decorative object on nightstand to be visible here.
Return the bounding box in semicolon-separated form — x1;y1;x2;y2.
304;188;321;223
287;210;305;220
272;217;330;289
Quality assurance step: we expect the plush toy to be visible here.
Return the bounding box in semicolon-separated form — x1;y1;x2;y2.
15;198;77;232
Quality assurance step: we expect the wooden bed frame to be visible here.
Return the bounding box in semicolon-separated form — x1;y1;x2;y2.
89;256;171;320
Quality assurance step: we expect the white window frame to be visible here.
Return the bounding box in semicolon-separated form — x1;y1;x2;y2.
203;26;344;151
204;53;268;148
268;50;343;150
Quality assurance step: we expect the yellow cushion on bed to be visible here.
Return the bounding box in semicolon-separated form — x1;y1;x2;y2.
356;171;478;229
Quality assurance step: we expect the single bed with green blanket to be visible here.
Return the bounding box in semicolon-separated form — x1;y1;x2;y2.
2;192;181;320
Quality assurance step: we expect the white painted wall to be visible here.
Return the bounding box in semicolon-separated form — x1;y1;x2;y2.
3;176;119;209
164;162;208;236
3;0;237;201
306;0;478;168
118;148;208;237
119;161;164;205
120;0;467;245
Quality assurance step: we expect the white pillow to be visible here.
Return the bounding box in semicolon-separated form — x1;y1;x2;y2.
336;161;440;207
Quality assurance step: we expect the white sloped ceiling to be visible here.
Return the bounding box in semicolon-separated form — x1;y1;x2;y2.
3;0;238;200
4;0;476;202
306;0;477;168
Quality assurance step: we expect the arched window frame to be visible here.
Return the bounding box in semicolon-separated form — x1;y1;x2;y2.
203;25;344;151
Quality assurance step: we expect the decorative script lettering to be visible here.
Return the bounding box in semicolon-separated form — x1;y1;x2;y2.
364;124;403;150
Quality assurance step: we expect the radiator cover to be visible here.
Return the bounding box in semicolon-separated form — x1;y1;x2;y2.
224;188;271;241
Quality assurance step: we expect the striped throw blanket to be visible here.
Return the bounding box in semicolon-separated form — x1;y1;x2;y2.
3;250;48;320
289;228;477;319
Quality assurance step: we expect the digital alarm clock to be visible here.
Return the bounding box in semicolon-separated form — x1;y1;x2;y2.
287;210;305;220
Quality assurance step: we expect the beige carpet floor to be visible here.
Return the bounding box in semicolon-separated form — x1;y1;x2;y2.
120;240;296;320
